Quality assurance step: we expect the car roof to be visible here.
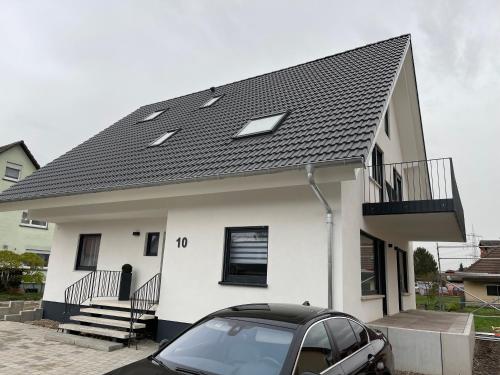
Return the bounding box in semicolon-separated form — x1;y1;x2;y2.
209;303;352;327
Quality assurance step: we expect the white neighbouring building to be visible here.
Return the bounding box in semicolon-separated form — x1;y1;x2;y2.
0;35;466;344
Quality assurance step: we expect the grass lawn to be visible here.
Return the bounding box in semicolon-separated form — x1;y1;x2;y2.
475;316;500;333
0;292;42;301
415;294;500;333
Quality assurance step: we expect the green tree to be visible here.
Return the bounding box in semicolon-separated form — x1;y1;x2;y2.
459;263;464;272
414;247;438;281
20;253;45;285
0;251;45;291
0;250;22;290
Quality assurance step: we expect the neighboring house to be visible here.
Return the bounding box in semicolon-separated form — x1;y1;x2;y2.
0;141;54;268
0;35;466;341
461;240;500;304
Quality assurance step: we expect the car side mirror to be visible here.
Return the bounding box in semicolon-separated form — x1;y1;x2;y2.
158;338;170;350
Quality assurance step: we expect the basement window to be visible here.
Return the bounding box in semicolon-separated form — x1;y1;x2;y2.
149;130;177;147
141;110;165;122
201;95;223;108
235;112;287;138
221;226;268;286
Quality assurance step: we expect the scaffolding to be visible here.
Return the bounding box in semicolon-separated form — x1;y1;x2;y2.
434;241;500;339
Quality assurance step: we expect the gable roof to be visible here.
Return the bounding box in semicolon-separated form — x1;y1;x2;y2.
0;141;40;170
0;34;411;203
464;241;500;276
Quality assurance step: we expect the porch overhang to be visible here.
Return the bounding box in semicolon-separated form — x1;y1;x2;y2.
362;210;465;242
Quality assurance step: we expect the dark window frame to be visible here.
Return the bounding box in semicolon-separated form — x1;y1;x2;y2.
384;107;390;138
371;145;384;202
360;231;386;296
393;168;403;201
145;232;160;257
396;248;409;294
486;284;500;296
4;162;22;181
75;234;101;271
220;226;269;287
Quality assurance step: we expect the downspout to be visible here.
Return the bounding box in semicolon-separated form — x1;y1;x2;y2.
305;165;334;310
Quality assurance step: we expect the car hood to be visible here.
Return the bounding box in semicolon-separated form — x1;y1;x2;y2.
104;358;178;375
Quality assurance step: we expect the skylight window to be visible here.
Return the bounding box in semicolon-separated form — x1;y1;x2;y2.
142;110;165;122
149;130;177;147
201;95;223;108
235;112;288;138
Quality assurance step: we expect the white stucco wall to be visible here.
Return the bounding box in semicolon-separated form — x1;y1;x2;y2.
339;93;417;322
157;184;340;323
43;218;165;303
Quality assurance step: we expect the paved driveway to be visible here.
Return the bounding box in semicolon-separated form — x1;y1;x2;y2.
0;321;157;375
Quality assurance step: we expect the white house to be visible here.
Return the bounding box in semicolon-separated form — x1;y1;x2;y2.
0;34;466;342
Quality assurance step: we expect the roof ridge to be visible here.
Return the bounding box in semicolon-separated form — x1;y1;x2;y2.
0;140;23;150
142;34;412;109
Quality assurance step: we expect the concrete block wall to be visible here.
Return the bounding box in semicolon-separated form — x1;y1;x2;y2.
1;300;43;322
369;315;475;375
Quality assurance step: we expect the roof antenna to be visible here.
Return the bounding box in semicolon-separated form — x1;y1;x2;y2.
209;87;216;94
302;301;310;306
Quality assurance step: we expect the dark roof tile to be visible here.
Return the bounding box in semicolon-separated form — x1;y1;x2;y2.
0;35;410;202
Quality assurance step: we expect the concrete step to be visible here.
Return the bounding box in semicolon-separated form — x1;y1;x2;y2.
70;315;146;329
80;307;155;320
90;299;157;311
59;323;133;340
45;332;124;352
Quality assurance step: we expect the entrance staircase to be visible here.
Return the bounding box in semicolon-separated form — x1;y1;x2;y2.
55;270;161;350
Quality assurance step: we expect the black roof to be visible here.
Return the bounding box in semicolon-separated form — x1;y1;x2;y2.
0;35;410;203
0;141;40;170
210;303;339;326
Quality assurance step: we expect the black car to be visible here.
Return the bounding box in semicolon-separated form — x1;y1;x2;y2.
106;303;394;375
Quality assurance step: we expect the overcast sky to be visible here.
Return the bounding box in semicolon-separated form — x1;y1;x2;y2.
1;1;499;268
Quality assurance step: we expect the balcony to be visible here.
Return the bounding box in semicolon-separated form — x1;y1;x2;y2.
362;158;466;242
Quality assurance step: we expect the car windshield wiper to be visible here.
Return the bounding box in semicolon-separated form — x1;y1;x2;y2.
175;366;209;375
150;356;171;371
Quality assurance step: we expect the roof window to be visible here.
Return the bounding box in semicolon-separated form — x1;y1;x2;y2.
201;95;223;108
149;130;177;147
141;110;165;122
235;112;288;138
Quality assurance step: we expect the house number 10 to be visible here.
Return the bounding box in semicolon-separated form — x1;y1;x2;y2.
176;237;188;248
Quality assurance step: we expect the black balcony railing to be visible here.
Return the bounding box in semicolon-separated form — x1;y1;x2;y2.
64;270;121;315
362;157;466;239
363;158;458;204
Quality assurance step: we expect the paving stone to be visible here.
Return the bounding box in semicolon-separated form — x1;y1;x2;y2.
0;321;156;374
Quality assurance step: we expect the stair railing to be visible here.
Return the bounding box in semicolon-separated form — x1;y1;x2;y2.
64;270;122;315
129;273;161;347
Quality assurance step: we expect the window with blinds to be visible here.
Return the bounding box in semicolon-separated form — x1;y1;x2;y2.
222;227;268;286
76;234;101;271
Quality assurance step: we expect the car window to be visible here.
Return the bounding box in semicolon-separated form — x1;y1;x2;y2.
157;318;293;375
348;320;369;348
294;322;334;375
326;318;359;360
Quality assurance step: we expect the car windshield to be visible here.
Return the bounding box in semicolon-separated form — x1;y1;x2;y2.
156;317;294;375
